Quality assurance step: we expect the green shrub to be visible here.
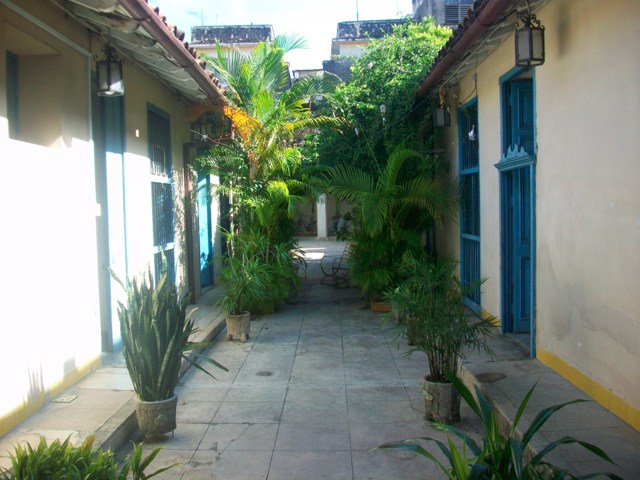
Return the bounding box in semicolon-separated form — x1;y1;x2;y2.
0;434;173;480
380;373;623;480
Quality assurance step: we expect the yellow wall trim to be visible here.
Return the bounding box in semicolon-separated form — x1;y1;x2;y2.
0;355;102;437
538;349;640;432
481;309;501;328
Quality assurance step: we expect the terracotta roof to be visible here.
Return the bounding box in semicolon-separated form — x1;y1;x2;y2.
415;0;546;100
54;0;226;106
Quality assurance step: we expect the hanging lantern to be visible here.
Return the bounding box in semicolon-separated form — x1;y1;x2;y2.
433;87;450;128
433;107;451;128
96;46;124;96
515;11;545;67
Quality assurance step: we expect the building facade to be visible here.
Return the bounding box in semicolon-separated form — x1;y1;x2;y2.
0;0;225;435
417;0;640;430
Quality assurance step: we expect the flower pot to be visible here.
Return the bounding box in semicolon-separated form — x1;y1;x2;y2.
135;395;178;439
370;300;392;312
226;312;250;342
423;377;461;424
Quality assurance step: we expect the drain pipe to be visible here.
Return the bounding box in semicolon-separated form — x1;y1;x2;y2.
416;0;515;99
116;0;225;106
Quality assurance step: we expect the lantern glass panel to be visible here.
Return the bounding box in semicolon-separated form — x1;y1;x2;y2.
531;29;544;60
433;107;450;128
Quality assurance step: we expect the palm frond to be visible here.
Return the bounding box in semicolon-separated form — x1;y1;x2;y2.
273;33;308;52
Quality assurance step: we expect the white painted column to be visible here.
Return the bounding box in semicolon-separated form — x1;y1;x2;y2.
316;194;328;239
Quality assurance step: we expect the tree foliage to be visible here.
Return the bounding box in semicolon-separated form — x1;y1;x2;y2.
310;18;451;176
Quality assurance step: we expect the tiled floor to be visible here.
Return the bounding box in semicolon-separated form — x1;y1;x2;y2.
116;239;480;479
3;238;638;478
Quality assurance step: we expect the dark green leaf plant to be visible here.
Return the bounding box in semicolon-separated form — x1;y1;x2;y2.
385;252;494;383
112;265;227;402
0;434;174;480
380;373;623;480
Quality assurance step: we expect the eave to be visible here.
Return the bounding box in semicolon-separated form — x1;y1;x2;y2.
53;0;226;107
415;0;547;101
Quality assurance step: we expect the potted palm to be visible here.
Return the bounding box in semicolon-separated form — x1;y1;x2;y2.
385;252;494;423
218;245;273;342
325;147;456;310
113;266;226;439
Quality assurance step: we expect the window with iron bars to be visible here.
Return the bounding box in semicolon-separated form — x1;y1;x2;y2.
148;107;175;283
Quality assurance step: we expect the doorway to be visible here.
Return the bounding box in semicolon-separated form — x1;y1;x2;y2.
496;70;536;354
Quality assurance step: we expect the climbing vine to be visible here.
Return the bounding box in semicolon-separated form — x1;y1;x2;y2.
308;17;451;177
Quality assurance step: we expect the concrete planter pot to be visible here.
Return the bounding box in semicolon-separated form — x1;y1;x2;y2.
423;377;461;424
135;395;177;439
226;312;251;342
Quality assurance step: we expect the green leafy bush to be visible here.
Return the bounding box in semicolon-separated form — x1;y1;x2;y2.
385;253;494;383
381;373;623;480
0;434;173;480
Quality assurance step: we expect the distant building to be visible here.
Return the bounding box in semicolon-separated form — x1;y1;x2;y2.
190;24;292;88
412;0;474;27
292;69;325;82
323;19;409;81
331;19;407;58
191;24;274;56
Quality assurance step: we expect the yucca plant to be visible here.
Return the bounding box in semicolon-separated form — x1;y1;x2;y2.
380;373;623;480
112;266;226;402
0;434;173;480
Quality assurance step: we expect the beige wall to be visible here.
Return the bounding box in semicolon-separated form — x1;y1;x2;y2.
535;0;640;418
116;60;192;285
436;0;640;427
0;0;198;434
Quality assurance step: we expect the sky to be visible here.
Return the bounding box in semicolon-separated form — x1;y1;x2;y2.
155;0;414;71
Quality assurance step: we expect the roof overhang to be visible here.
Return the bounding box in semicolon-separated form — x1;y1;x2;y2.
53;0;226;107
415;0;547;101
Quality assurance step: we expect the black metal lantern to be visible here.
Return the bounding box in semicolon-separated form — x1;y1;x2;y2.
191;119;206;142
433;107;451;128
433;86;450;128
96;46;124;96
515;11;545;67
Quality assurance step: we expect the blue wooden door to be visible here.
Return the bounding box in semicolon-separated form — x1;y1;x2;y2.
103;95;127;350
459;100;481;311
502;79;534;334
198;174;214;287
505;167;532;332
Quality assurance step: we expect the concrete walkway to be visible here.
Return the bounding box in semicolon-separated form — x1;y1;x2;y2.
1;238;639;479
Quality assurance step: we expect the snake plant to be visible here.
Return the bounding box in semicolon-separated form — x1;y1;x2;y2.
112;266;226;402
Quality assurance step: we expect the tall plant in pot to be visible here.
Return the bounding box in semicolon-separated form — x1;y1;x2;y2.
385;252;494;423
218;234;273;342
113;266;226;439
325;147;456;307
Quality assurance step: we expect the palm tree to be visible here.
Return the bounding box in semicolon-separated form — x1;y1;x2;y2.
324;147;457;299
202;35;342;183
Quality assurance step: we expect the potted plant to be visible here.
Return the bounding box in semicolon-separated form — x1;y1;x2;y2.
385;252;494;423
380;374;623;479
218;243;273;342
112;266;226;439
325;147;456;310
